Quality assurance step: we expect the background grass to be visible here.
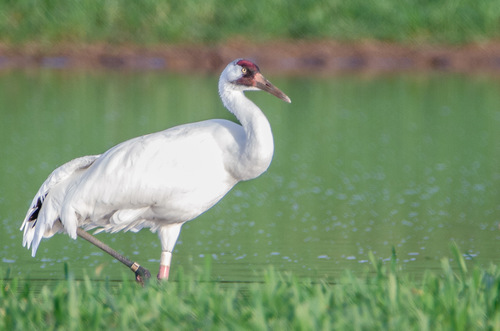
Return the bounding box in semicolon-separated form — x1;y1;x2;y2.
1;246;499;330
1;0;500;45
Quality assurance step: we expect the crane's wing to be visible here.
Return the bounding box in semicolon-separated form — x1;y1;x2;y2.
63;121;241;232
21;155;100;254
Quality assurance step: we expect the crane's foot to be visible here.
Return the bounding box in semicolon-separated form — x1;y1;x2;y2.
131;263;151;285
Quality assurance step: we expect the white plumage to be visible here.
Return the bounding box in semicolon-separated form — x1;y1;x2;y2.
20;58;291;280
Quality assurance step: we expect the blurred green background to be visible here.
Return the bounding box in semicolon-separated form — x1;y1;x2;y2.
1;0;499;45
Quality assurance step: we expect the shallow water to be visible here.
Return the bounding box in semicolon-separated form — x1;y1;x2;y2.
1;70;499;283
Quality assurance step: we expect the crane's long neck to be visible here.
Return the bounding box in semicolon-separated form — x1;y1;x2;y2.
219;85;274;181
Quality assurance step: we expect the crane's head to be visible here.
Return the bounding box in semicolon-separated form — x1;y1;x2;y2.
221;59;291;103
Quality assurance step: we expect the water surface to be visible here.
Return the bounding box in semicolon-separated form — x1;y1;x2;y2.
1;70;499;283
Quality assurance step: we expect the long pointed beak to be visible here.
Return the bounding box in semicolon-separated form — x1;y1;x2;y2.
254;73;291;103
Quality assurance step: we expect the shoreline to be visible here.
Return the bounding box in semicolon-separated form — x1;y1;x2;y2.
1;40;500;74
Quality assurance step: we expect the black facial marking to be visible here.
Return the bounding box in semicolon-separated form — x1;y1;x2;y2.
234;60;260;87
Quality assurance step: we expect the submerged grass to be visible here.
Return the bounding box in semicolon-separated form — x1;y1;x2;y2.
1;0;500;45
1;245;499;330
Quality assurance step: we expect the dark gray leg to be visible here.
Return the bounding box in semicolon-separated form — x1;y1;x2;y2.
76;228;151;284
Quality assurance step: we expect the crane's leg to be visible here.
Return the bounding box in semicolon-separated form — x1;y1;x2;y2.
158;251;172;279
158;223;182;280
76;228;151;284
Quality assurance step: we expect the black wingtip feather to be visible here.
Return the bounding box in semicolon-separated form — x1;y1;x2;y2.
28;196;44;227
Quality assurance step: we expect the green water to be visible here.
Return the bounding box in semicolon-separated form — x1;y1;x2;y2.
1;70;499;282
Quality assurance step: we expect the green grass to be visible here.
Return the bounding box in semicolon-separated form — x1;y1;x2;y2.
1;245;499;330
0;0;499;45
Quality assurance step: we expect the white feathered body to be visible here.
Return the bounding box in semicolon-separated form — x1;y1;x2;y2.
20;59;284;269
21;110;273;256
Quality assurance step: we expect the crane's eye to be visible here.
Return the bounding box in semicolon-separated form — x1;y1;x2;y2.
241;67;248;74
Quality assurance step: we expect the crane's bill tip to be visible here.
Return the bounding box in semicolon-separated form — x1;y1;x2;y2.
275;92;291;104
269;90;291;104
254;73;291;104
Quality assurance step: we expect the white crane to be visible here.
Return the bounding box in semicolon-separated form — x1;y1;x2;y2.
20;59;291;282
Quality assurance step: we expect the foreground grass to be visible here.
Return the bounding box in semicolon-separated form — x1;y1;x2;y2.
1;0;500;45
1;247;499;330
